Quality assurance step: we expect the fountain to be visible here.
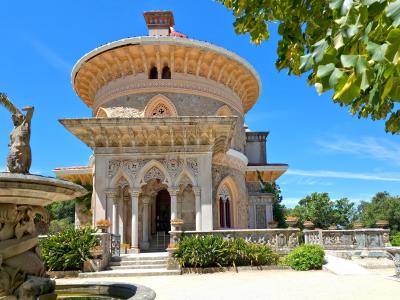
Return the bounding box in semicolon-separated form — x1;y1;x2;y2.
0;94;156;299
386;247;400;279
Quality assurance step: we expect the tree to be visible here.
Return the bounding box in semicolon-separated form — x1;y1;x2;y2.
291;192;356;229
332;197;357;228
218;0;400;133
358;191;400;233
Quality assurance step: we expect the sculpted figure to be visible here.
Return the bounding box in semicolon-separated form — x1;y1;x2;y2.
0;93;34;174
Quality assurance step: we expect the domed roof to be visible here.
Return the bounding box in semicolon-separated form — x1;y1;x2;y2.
71;12;261;113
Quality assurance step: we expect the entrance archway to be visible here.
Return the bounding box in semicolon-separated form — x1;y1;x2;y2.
155;189;171;233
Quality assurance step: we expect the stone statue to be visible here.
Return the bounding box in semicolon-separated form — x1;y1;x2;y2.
0;93;33;174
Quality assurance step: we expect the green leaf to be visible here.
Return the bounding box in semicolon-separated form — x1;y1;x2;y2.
300;54;313;71
385;28;400;64
366;42;388;61
360;71;370;91
333;32;345;49
340;55;368;75
312;39;329;63
333;73;360;103
329;0;355;16
382;77;394;100
317;63;336;78
386;0;400;27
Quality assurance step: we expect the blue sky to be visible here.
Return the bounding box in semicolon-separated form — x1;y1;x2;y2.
1;0;399;207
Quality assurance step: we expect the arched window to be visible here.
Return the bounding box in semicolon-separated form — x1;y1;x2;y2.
149;66;158;79
161;66;171;79
218;185;232;228
144;95;178;118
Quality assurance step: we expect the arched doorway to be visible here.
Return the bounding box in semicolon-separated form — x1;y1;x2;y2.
156;189;171;233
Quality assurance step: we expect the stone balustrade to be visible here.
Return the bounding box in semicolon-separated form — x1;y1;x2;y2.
304;228;390;250
169;228;301;254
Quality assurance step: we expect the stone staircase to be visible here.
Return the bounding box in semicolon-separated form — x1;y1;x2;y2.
79;252;180;278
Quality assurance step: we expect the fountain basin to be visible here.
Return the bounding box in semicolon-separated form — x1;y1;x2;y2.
385;247;400;277
56;282;156;300
0;172;87;206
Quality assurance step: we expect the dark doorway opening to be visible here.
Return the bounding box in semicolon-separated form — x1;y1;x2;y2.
156;189;171;233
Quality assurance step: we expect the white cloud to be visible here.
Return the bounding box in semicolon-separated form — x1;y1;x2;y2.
286;169;400;182
27;37;72;74
317;136;400;166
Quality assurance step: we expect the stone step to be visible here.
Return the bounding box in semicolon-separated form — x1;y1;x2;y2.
79;268;181;278
112;253;168;262
109;264;168;270
110;259;167;266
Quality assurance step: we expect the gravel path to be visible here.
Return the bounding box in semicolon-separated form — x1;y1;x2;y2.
57;268;400;300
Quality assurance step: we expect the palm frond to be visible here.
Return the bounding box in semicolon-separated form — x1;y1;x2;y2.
0;92;20;115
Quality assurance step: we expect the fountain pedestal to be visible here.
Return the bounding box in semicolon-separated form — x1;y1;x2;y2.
386;247;400;278
0;173;87;300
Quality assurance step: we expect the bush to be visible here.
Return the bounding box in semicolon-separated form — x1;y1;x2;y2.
391;232;400;246
172;235;279;268
39;226;97;271
285;244;325;271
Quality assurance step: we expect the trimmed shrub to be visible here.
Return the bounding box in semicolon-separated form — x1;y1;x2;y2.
391;232;400;246
172;235;279;268
39;226;97;271
285;244;325;271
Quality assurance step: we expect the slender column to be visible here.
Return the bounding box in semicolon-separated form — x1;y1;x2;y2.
131;188;140;253
168;187;179;221
105;189;117;232
112;197;119;235
193;187;202;231
142;195;150;249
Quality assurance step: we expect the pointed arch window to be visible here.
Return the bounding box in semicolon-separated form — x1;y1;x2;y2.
162;66;171;79
149;66;158;79
144;95;178;118
218;185;232;228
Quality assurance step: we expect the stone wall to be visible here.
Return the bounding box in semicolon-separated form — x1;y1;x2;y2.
102;92;246;152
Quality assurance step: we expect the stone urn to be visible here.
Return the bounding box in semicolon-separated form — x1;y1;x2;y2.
303;220;315;230
376;219;389;228
353;221;363;229
286;216;298;228
170;218;184;232
96;219;112;233
268;221;279;229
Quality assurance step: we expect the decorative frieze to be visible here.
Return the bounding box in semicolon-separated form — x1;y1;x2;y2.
304;229;390;250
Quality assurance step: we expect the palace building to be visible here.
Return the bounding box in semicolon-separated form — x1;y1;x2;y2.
54;11;288;252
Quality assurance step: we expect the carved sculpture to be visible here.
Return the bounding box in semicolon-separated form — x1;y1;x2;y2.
0;93;33;174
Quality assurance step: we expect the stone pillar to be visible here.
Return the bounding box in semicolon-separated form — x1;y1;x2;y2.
131;188;140;253
142;195;150;250
112;195;119;235
169;187;179;221
193;187;202;231
199;153;213;230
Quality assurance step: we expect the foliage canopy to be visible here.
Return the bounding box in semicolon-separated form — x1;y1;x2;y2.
218;0;400;133
290;192;356;229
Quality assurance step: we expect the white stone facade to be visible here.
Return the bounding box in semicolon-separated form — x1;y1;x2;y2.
56;11;288;252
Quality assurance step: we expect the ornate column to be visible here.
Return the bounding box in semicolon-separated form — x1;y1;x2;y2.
107;190;119;235
193;187;202;231
141;195;150;249
168;187;179;221
131;188;140;253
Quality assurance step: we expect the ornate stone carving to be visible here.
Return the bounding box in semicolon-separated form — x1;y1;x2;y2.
218;185;230;201
161;158;184;180
186;158;199;177
97;106;144;118
0;204;51;299
144;166;165;183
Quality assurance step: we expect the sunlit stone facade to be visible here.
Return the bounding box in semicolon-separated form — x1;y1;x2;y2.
55;11;287;252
